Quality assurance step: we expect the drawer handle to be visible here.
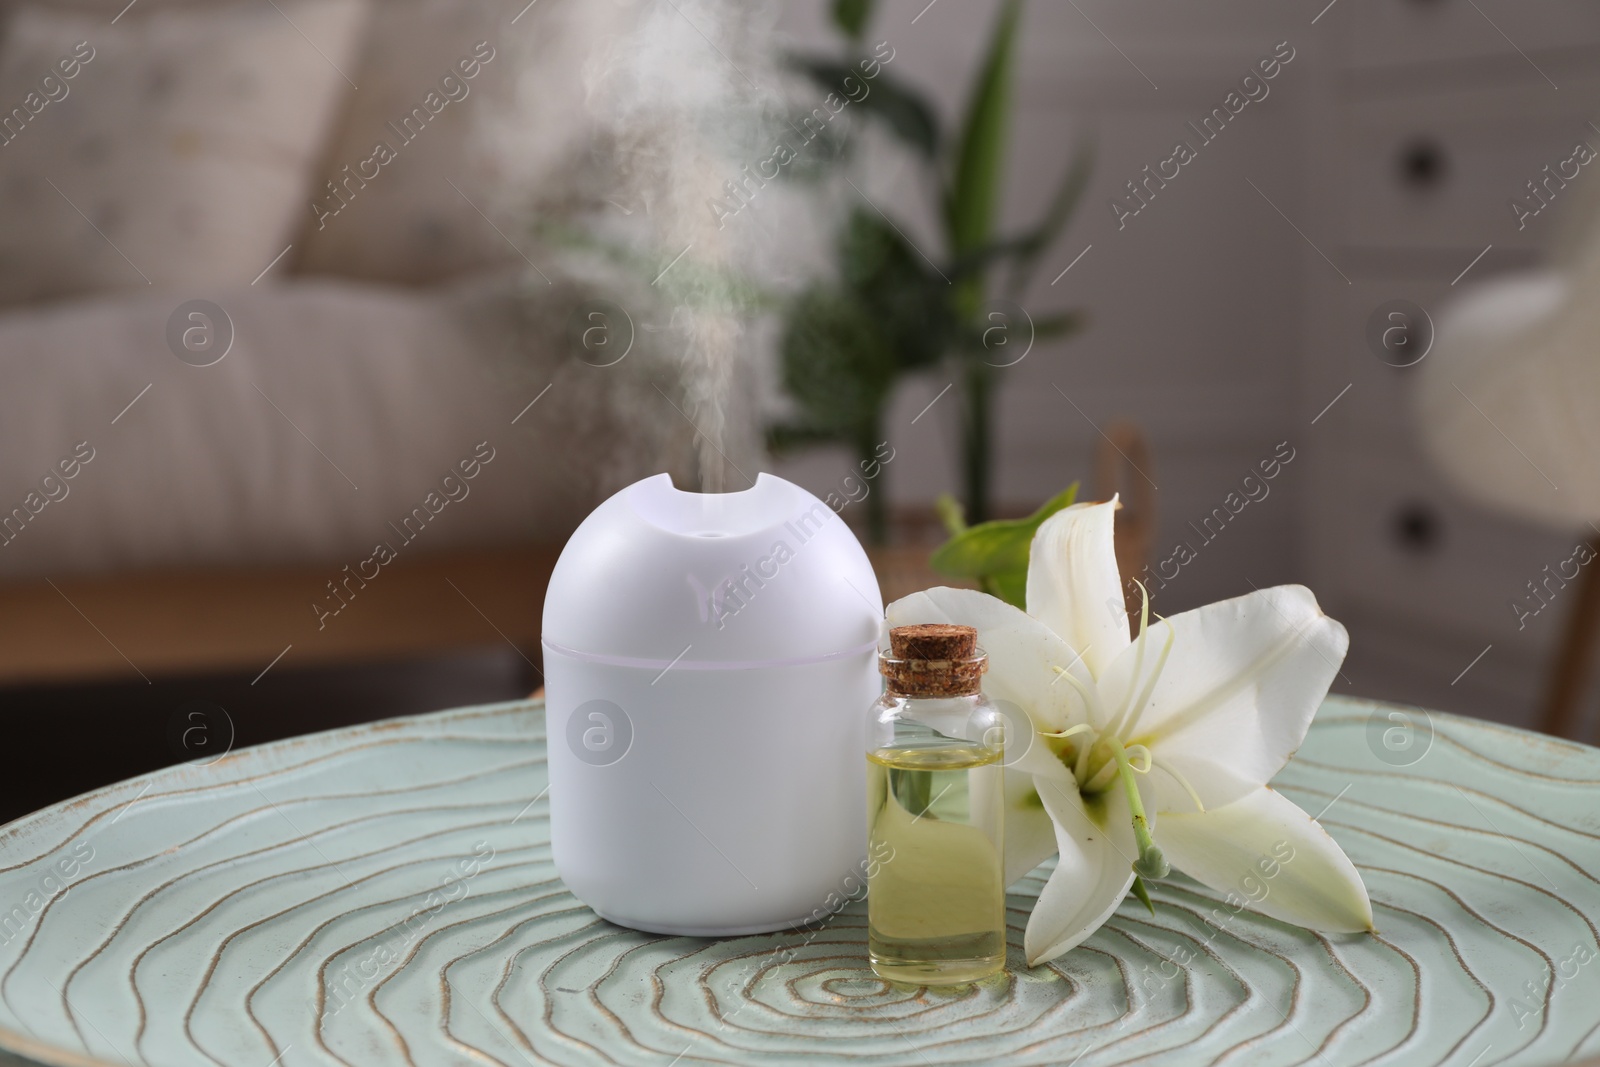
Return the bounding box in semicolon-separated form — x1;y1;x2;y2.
1398;137;1448;190
1393;501;1443;554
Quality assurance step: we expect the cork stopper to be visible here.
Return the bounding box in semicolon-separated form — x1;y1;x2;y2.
881;624;986;697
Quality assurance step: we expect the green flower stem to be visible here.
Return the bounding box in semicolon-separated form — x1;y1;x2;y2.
961;360;994;523
856;421;887;545
1109;736;1169;880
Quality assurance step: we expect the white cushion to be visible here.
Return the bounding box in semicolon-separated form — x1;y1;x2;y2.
0;276;693;579
0;0;370;304
294;0;524;284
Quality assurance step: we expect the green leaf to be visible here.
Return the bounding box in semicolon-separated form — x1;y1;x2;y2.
1130;875;1156;916
770;205;956;454
831;0;873;39
935;492;967;537
981;570;1027;607
533;220;777;310
945;236;1037;282
837;207;952;370
928;482;1078;608
946;0;1022;260
775;283;897;447
787;59;940;157
855;70;942;157
949;309;1082;358
774;110;852;179
1031;311;1084;341
940;138;1092;290
766;423;845;455
1005;139;1094;293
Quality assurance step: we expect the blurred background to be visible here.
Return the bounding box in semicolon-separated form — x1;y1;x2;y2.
2;0;1598;821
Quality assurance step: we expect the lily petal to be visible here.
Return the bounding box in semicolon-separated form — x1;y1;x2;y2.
1100;585;1349;811
1026;498;1130;684
1159;785;1374;933
886;587;1088;732
1023;774;1139;966
1002;769;1059;887
998;712;1079;886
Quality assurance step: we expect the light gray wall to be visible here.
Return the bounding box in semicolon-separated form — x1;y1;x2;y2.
771;0;1312;611
770;0;1600;732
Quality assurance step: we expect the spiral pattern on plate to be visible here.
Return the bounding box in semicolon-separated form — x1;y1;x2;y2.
0;696;1594;1067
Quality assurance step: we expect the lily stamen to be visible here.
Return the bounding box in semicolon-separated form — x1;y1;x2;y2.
1109;612;1175;742
1124;743;1153;774
1050;669;1107;782
1102;580;1153;738
1073;733;1095;783
1051;665;1106;731
1152;756;1206;813
1081;752;1120;793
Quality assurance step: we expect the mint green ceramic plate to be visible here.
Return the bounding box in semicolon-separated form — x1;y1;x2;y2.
0;696;1594;1066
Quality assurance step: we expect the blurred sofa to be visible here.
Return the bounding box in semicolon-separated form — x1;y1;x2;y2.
0;0;695;684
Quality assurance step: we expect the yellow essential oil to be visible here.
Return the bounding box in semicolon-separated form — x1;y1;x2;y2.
866;743;1006;984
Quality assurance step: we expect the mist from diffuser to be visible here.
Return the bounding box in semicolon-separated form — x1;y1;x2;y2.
541;473;884;935
482;0;805;496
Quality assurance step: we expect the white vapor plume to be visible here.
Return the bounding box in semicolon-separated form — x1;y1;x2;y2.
483;0;818;494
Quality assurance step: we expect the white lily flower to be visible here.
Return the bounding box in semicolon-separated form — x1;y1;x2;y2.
886;497;1374;966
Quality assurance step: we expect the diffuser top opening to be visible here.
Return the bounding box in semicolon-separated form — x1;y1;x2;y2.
545;472;883;665
626;472;782;540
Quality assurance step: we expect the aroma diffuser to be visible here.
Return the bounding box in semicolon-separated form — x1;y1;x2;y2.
542;472;883;936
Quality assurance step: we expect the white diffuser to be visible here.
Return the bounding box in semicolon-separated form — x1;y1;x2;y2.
542;472;884;936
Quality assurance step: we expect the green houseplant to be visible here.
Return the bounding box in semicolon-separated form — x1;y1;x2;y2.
770;0;1091;540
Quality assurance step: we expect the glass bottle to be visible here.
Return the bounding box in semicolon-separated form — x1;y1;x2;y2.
865;623;1006;985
